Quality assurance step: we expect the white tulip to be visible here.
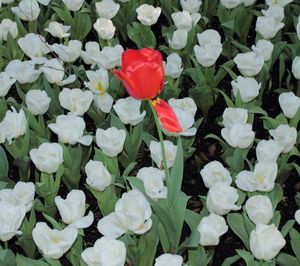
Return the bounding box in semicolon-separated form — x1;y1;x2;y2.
197;29;222;46
18;33;50;60
194;45;222;67
61;0;84;11
250;224;285;261
85;69;109;94
59;88;93;116
252;39;274;62
0;72;16;97
0;19;18;41
25;90;51;116
154;254;183;266
55;190;94;228
51;40;82;63
194;29;222;67
197;213;228;246
266;0;293;7
169;29;188;50
262;6;285;22
0;182;35;212
48;114;93;146
85;160;112;191
243;0;256;6
0;201;26;241
206;182;240;215
97;44;123;69
278;92;300;119
81;236;126;266
245;195;273;225
292;56;300;80
164;53;183;79
11;0;40;21
32;222;78;259
295;209;300;225
180;0;202;14
269;125;297;153
113;97;146;126
137;167;167;200
45;21;71;39
94;18;115;40
0;107;27;144
85;69;113;113
30;143;63;174
220;0;242;9
150;140;177;169
173;108;197;136
136;4;161;26
222;108;248;128
172;11;193;31
81;42;101;67
96;127;126;157
256;139;282;162
96;0;120;19
168;97;197;117
235;161;278;192
42;59;74;86
222;124;255;149
255;17;284;39
97;190;152;238
200;161;232;189
231;76;261;103
5;60;41;84
41;58;64;84
234;52;264;77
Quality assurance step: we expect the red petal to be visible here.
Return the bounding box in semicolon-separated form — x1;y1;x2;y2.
113;48;165;100
112;70;139;99
152;99;182;133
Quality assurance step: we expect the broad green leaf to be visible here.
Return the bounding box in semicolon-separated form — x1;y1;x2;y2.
281;220;295;238
16;255;48;266
188;246;209;266
0;146;8;180
227;213;250;249
236;250;255;266
277;253;299;266
290;228;300;262
168;138;184;207
222;255;241;266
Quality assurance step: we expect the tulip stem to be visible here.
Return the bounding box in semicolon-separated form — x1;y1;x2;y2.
147;100;170;184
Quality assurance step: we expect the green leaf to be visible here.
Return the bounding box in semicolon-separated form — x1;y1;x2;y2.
88;185;117;216
227;213;250;249
138;216;159;266
236;250;255;266
127;22;156;49
168;138;184;207
290;228;300;262
222;255;241;266
0;249;16;266
185;209;201;231
268;184;283;209
281;220;295;238
215;89;235;108
0;146;8;180
188;246;209;266
16;255;48;266
277;253;299;266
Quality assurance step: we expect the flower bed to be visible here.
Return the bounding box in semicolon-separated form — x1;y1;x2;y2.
0;0;300;265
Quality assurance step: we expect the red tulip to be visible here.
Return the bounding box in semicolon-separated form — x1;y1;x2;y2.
152;98;182;133
112;48;164;100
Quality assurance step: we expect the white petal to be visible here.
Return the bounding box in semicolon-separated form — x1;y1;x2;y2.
97;213;126;238
72;211;94;229
78;135;93;146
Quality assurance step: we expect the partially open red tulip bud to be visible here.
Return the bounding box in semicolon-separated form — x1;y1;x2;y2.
151;98;182;133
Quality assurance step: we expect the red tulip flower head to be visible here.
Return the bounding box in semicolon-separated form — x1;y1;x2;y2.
112;48;164;99
112;48;182;133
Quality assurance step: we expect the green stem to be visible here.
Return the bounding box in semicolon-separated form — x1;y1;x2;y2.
147;100;170;186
